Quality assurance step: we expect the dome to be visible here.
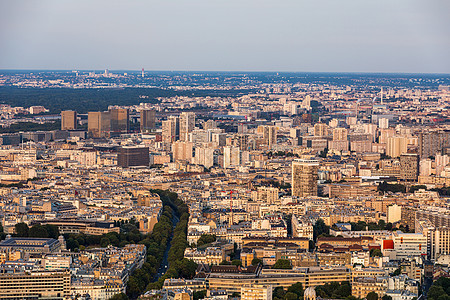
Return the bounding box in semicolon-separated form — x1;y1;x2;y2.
304;287;316;300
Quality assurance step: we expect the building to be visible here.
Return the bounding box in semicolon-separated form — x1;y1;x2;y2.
109;108;129;137
292;159;319;197
61;110;77;130
419;131;450;158
140;109;156;133
162;116;179;144
117;146;149;168
392;231;427;259
0;237;63;254
241;284;272;300
179;112;195;142
0;270;71;300
399;153;419;181
387;136;408;158
429;227;450;261
88;111;110;138
172;141;193;162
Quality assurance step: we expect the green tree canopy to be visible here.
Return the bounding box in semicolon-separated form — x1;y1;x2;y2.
272;259;292;269
15;223;29;237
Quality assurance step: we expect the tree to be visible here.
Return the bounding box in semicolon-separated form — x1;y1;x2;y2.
285;292;298;300
370;248;383;257
272;259;292;269
393;267;402;276
252;258;263;266
287;282;303;298
196;234;216;247
45;224;59;239
15;223;29;237
273;287;286;300
193;290;207;300
313;219;329;240
382;295;393;300
366;291;378;300
29;224;48;238
231;259;242;267
110;293;129;300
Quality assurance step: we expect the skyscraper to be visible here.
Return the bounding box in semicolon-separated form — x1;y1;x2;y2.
162;116;179;144
88;111;110;138
140;109;156;133
179;112;195;141
292;159;319;197
61;110;77;130
109;108;129;137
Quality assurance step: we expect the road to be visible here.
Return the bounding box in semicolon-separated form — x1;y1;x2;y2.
155;212;180;280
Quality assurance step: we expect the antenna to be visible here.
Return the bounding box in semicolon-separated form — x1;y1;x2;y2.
381;87;383;105
141;68;144;78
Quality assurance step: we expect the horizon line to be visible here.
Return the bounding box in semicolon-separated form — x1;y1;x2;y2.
0;69;449;76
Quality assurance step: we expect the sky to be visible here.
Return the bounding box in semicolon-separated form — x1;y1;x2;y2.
0;0;449;73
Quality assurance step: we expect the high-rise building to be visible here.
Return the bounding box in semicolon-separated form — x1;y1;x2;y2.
314;123;328;137
140;109;156;133
332;128;348;141
203;119;217;130
387;136;408;158
194;146;215;168
172;141;193;162
399;153;419;181
117;146;149;167
258;125;277;148
419;131;450;158
88;111;110;138
179;112;195;141
162;116;179;144
61;110;77;130
292;159;319;197
223;146;241;168
379;118;389;129
109;108;129;137
429;227;450;261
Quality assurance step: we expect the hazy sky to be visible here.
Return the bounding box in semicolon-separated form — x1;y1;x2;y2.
1;0;449;73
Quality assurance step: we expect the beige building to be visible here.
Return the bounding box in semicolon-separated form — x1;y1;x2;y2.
61;110;77;130
179;112;195;142
241;284;272;300
292;159;319;197
0;270;71;299
88;111;110;138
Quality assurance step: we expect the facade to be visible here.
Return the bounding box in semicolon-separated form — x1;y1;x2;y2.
109;108;129;137
140;109;156;133
162;116;179;144
241;284;272;300
429;227;450;261
0;237;62;254
61;110;77;130
179;112;195;142
88;111;110;138
400;153;419;181
0;270;71;300
292;159;319;197
117;146;149;168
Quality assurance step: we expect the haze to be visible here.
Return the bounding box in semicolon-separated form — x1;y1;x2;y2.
0;0;449;73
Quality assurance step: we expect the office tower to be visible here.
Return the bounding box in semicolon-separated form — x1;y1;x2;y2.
314;123;328;137
140;109;156;133
88;111;110;138
387;136;408;158
109;108;129;137
61;110;77;130
400;153;419;181
179;112;195;141
117;146;149;167
292;159;319;197
172;141;193;162
162;116;179;143
419;131;450;158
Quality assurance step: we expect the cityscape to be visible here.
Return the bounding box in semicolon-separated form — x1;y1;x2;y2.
0;1;450;300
